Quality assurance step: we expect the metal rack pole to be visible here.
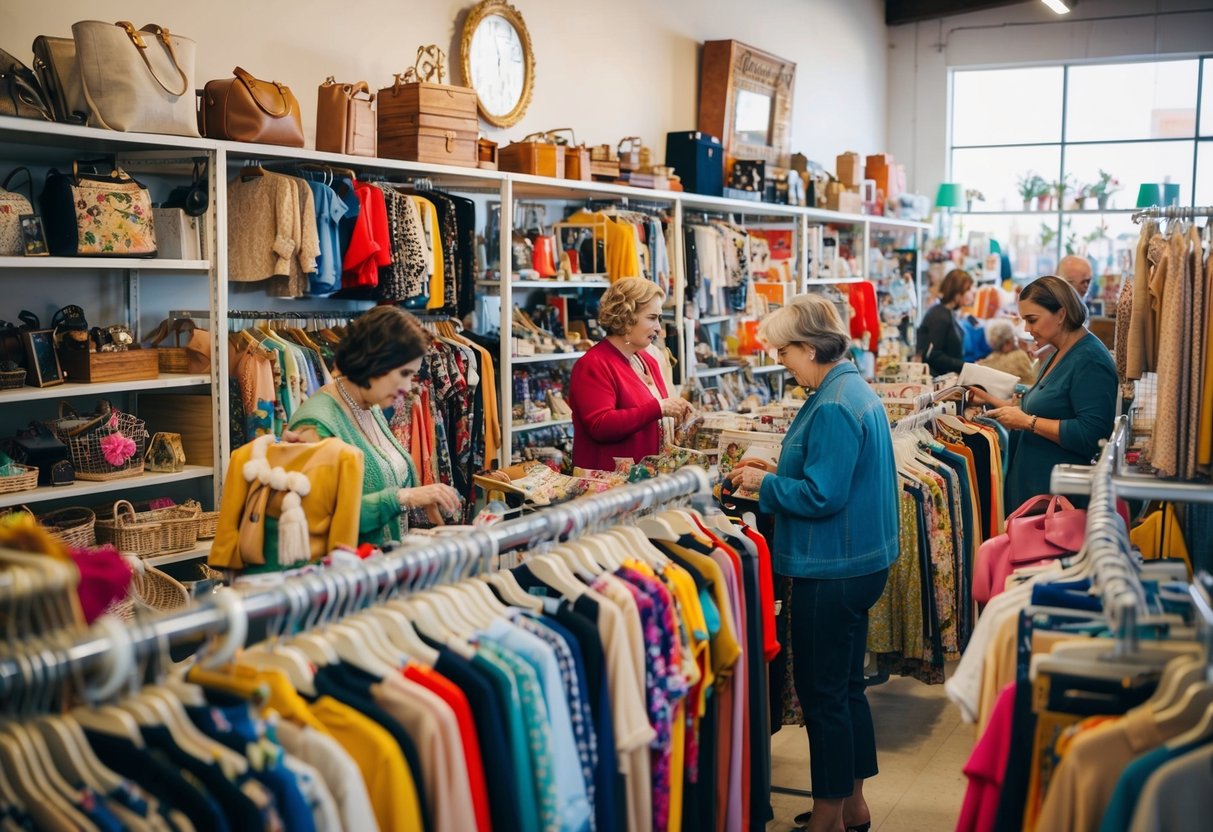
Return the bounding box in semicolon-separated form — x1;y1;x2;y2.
0;467;711;700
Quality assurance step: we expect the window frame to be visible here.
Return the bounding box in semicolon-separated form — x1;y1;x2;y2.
947;55;1211;276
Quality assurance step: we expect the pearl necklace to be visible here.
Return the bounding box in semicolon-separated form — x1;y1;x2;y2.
337;377;406;478
336;377;369;415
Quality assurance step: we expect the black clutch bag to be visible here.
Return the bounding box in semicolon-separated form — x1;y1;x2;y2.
8;422;72;486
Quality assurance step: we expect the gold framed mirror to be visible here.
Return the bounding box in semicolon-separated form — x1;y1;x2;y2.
460;0;535;128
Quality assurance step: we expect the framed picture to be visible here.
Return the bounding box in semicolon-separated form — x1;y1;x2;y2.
22;329;63;387
699;40;796;172
19;214;48;256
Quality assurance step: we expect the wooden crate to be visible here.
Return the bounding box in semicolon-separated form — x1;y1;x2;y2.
57;348;159;383
136;394;215;467
378;80;479;167
379;127;478;167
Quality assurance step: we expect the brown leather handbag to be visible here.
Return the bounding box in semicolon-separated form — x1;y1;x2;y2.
198;66;303;147
0;47;52;121
316;77;375;157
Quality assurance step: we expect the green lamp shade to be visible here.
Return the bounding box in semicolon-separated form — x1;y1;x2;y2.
935;183;965;209
1136;183;1162;208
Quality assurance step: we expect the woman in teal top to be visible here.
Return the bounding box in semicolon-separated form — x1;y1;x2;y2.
970;275;1116;513
289;306;461;544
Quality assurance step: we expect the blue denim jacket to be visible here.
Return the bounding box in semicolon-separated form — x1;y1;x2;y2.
758;362;900;579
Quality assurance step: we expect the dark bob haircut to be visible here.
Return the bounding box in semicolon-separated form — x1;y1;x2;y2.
334;306;432;386
1019;274;1088;332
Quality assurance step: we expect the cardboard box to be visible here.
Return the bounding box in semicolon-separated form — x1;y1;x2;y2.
827;190;863;214
836;151;863;188
136;393;215;467
57;347;159;383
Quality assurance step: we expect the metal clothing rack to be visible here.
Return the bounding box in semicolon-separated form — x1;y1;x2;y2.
1076;415;1150;654
1131;204;1213;224
0;467;710;701
1051;415;1213;504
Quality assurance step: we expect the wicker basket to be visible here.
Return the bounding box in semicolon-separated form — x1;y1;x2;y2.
181;499;218;539
44;401;148;482
38;506;97;549
0;464;38;495
108;565;190;620
0;368;25;389
95;499;200;557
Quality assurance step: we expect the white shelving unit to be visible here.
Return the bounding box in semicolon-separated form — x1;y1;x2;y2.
512;352;587;365
0;374;211;404
0;466;215;510
512;418;574;434
0;114;929;480
0;257;211;271
0;115;223;534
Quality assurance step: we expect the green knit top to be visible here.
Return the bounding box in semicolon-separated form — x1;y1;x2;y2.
288;391;418;545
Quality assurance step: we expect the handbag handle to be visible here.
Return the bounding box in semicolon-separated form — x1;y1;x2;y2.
115;22;190;97
1006;494;1057;523
1044;495;1076;521
233;67;292;118
1;167;33;202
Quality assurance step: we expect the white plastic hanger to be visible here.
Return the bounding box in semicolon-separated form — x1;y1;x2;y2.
482;570;545;611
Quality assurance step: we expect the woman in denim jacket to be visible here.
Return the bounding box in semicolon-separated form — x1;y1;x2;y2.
728;294;899;832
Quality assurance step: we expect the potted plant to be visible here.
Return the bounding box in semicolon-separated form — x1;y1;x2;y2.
1088;170;1120;210
1073;184;1093;211
1017;172;1043;210
964;188;985;212
1041;175;1071;212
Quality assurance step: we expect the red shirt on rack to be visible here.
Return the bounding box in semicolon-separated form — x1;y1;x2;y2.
342;182;390;288
570;340;668;471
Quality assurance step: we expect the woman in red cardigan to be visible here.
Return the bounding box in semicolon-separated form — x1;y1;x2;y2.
570;278;691;470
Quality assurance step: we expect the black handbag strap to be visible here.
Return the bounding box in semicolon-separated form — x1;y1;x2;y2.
1;167;33;201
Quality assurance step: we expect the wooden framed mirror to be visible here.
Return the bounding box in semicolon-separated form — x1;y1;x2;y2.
698;40;796;171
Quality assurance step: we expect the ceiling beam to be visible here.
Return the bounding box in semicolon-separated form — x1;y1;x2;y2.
886;0;1031;26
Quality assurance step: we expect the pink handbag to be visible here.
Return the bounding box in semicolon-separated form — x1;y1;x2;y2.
973;495;1086;604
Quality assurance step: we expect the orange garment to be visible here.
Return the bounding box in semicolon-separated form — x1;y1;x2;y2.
943;439;984;544
403;664;492;832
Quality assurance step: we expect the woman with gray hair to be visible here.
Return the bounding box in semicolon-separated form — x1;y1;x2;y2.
727;293;899;832
977;319;1038;385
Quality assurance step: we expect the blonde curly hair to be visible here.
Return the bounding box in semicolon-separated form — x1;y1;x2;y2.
597;278;665;336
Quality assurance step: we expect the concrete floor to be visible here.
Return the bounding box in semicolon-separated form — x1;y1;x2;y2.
766;674;971;831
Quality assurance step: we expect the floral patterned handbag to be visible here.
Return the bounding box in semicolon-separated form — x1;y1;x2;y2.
39;159;157;256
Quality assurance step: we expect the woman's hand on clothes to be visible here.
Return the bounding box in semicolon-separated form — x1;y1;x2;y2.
727;462;771;493
399;484;462;514
660;396;692;420
965;386;1012;410
986;405;1032;431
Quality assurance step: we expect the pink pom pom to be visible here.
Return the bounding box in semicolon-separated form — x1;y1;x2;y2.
99;432;137;467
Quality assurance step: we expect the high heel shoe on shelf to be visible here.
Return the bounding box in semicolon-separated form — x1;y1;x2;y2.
793;810;871;832
546;390;573;419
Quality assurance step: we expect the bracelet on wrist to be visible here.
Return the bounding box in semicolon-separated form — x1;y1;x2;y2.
1029;415;1038;434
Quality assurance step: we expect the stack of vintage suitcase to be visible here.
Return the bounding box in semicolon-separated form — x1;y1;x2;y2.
377;76;479;167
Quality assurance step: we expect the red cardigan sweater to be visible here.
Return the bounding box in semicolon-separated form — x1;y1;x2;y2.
570;339;669;470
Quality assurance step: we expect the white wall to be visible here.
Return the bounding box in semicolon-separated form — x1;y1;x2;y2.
5;0;888;165
887;0;1213;196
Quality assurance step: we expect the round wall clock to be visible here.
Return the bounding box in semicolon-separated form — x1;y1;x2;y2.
460;0;535;128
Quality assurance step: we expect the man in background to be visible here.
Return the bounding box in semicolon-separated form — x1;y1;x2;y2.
1058;254;1093;301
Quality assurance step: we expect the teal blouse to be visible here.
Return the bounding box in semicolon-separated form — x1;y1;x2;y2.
1003;332;1117;513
